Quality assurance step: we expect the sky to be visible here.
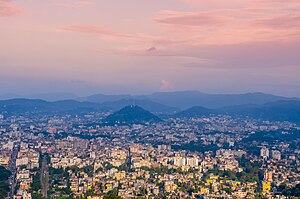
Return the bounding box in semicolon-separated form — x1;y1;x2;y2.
0;0;300;97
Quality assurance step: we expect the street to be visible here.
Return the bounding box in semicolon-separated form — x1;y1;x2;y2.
40;155;49;198
6;145;19;199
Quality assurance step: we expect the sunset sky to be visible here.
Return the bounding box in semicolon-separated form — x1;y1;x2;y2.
1;0;300;96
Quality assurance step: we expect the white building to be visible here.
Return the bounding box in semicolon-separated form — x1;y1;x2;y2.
158;145;171;151
16;157;29;167
186;157;199;167
16;169;30;180
260;147;269;159
272;150;281;161
173;157;186;167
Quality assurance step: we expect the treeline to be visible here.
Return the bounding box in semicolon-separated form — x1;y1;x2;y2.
276;183;300;197
172;140;219;153
0;166;12;198
243;129;300;144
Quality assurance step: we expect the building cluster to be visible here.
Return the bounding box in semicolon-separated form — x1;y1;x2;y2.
0;113;299;198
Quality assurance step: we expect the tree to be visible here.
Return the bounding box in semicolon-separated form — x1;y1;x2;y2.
103;192;122;199
0;166;11;199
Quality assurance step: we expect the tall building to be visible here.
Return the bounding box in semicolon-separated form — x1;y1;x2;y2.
272;150;281;161
260;147;269;159
173;157;186;167
264;171;273;182
158;145;171;151
186;157;199;167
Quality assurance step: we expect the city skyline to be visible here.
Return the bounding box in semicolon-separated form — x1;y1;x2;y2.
1;0;300;96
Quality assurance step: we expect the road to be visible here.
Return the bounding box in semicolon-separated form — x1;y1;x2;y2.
6;144;19;199
40;155;49;198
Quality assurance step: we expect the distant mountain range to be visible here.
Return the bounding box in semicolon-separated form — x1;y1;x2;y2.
101;99;178;114
82;94;131;104
0;91;299;123
175;100;300;123
80;91;297;109
0;99;104;115
175;106;215;118
104;105;161;125
0;92;78;101
141;91;298;109
2;91;298;110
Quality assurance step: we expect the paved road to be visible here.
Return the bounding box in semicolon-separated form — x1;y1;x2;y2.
6;145;19;199
40;156;49;198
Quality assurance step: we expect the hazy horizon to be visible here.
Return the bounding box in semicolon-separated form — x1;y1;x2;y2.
0;89;299;100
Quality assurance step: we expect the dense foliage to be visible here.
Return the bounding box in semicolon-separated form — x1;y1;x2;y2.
0;166;12;198
172;141;219;153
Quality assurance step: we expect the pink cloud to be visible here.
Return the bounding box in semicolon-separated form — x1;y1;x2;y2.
63;25;133;38
155;10;229;27
63;24;170;45
254;15;300;29
183;0;300;9
153;6;300;45
0;0;23;16
259;0;300;3
60;1;300;72
160;80;173;91
49;1;94;9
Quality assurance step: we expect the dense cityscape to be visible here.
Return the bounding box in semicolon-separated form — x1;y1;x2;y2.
0;107;299;199
1;0;300;198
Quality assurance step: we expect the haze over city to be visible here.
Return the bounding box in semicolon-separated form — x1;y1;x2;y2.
1;0;300;96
